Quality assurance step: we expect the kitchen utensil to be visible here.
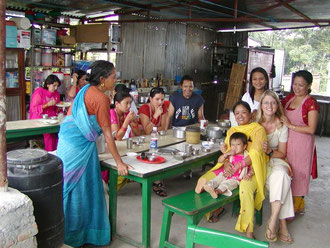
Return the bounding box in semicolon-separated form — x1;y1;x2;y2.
159;130;167;136
147;155;157;162
126;138;133;149
184;144;193;156
173;151;188;161
202;147;211;153
157;148;180;155
192;147;200;156
202;141;214;149
216;119;231;129
206;126;223;139
42;114;48;119
127;152;138;157
136;155;166;164
138;136;146;143
172;127;186;139
185;126;201;144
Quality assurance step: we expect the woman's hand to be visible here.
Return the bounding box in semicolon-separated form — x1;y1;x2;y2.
154;106;163;118
223;160;235;177
263;141;271;154
125;110;135;122
72;73;78;86
117;161;134;176
220;142;227;154
47;99;56;107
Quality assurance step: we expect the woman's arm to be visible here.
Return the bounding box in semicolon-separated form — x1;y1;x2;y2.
67;73;78;98
157;112;168;131
281;110;318;135
102;126;133;175
263;141;287;159
166;103;175;130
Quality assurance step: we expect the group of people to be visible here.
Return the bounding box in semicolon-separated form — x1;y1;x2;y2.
29;61;319;247
195;68;319;244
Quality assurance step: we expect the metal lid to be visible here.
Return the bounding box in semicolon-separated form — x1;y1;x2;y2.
7;149;49;165
186;126;201;132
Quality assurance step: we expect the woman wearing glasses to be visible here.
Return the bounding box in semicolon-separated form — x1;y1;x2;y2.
138;87;169;196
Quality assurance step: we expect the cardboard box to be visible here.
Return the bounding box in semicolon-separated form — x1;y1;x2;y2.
60;35;76;45
76;24;109;43
17;29;31;48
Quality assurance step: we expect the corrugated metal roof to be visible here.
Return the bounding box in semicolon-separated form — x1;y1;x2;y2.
6;0;330;31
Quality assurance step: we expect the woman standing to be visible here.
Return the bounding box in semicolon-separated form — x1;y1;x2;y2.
29;74;61;151
242;67;269;120
57;61;132;247
257;90;294;243
139;87;169;197
110;88;141;141
199;101;268;239
281;70;319;215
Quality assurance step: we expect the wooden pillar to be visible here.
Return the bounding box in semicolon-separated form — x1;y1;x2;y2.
0;0;8;191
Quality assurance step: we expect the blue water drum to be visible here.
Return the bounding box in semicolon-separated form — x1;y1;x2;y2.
7;149;64;248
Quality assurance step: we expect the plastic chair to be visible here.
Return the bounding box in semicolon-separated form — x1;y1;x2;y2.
186;224;269;248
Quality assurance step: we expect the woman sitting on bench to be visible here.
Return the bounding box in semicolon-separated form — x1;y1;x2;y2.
197;100;268;239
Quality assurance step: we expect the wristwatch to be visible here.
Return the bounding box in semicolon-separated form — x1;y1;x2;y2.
267;149;274;157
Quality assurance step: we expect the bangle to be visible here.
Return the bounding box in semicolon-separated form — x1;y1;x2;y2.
291;125;296;131
120;127;127;132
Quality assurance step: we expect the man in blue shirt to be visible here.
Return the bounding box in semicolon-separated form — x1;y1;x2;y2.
167;75;205;127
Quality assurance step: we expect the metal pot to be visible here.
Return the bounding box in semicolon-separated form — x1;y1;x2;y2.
216;119;231;129
172;127;186;139
206;126;223;139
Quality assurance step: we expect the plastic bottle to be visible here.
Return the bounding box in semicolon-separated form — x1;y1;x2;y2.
149;127;158;154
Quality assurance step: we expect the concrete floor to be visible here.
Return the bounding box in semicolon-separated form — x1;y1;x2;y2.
63;136;330;248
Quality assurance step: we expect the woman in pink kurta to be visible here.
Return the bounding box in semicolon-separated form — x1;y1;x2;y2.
29;75;61;151
281;70;319;215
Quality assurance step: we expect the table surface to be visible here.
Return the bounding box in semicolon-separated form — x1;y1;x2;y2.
98;129;185;161
6;119;61;142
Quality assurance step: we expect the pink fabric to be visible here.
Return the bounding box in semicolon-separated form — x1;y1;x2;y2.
29;87;60;118
284;95;316;196
29;87;60;151
109;108;128;125
213;154;246;181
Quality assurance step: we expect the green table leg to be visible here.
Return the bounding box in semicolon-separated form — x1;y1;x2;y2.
109;168;118;237
159;207;173;248
142;179;152;248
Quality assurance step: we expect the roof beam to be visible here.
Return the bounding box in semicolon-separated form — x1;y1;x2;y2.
242;0;296;17
274;0;319;26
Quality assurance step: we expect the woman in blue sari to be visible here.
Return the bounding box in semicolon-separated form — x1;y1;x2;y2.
57;60;132;247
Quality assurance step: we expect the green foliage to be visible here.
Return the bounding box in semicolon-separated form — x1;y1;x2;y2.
249;27;330;93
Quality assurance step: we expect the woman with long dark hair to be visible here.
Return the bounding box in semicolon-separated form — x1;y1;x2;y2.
29;74;61;151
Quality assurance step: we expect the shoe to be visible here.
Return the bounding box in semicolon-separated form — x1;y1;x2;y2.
265;222;277;242
152;182;167;197
195;178;207;194
278;231;293;244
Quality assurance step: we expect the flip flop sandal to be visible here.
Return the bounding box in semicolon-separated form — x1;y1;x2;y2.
279;232;293;244
208;208;225;223
265;225;277;242
152;182;167;197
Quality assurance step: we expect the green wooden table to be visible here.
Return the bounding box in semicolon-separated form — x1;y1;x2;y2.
6;119;60;143
102;143;220;248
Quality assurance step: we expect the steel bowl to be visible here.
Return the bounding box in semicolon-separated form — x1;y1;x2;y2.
216;120;231;129
159;130;167;136
172;127;186;139
206;126;223;139
147;155;157;162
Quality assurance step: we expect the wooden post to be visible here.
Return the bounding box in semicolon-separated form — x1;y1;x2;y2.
0;0;8;191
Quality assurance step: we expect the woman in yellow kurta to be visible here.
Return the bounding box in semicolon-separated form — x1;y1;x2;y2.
199;100;268;238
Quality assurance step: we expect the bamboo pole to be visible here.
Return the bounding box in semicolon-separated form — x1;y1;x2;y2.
0;0;8;191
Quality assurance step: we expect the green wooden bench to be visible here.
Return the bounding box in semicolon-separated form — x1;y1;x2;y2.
159;188;262;248
186;224;269;248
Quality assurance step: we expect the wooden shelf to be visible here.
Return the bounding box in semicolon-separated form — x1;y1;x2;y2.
33;43;75;49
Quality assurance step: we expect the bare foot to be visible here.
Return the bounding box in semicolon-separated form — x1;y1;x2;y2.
204;184;218;198
246;232;255;239
195;178;207;194
208;207;225;223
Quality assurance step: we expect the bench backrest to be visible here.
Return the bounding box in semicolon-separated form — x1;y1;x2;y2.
186;224;269;248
